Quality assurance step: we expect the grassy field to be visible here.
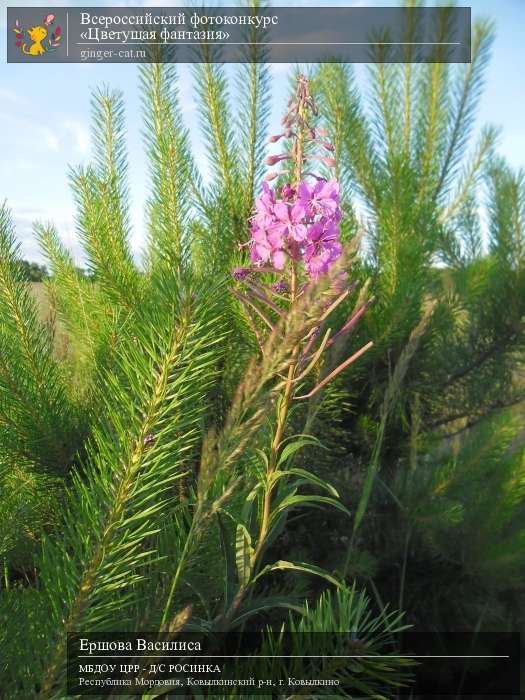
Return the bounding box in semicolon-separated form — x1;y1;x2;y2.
30;282;50;319
30;282;70;360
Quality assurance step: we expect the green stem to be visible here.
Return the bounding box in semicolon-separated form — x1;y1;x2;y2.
223;91;309;622
159;515;199;629
251;95;306;563
254;264;299;559
225;266;300;624
398;527;411;617
3;559;8;590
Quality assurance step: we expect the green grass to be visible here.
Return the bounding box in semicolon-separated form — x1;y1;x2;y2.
30;282;70;360
30;282;50;319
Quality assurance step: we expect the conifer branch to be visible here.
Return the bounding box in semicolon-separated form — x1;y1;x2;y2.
0;204;81;470
36;281;226;696
140;63;197;274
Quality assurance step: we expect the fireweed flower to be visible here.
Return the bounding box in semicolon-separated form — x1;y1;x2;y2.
249;218;286;269
231;74;373;395
229;74;344;281
273;200;308;243
304;218;343;279
245;179;343;277
299;178;340;218
250;177;340;274
254;181;276;216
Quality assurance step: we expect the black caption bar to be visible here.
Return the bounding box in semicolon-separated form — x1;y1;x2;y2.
7;6;471;64
66;632;521;696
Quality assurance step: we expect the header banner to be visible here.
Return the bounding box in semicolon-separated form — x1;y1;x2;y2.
7;6;471;63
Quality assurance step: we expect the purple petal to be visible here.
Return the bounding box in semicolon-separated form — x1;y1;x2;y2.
298;181;312;201
255;243;271;261
273;201;290;223
307;222;323;242
313;179;328;196
290;201;306;223
267;229;284;248
272;250;287;270
290;224;307;242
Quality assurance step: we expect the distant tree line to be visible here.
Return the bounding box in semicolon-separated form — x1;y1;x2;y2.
18;259;90;282
17;260;49;282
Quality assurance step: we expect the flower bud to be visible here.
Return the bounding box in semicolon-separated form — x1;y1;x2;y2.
265;154;289;166
232;267;251;281
272;279;289;294
280;183;296;200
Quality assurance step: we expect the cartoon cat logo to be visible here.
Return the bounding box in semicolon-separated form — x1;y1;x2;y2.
12;14;62;57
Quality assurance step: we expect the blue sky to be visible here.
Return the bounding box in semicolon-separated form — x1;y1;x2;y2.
1;0;524;263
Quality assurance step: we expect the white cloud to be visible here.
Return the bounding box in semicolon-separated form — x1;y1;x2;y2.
13;159;38;172
11;203;75;228
176;67;196;116
0;88;21;104
62;119;91;155
0;111;60;152
11;202;83;264
40;126;60;151
0;110;92;156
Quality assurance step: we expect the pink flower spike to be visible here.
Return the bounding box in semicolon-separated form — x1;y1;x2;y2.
231;76;346;285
